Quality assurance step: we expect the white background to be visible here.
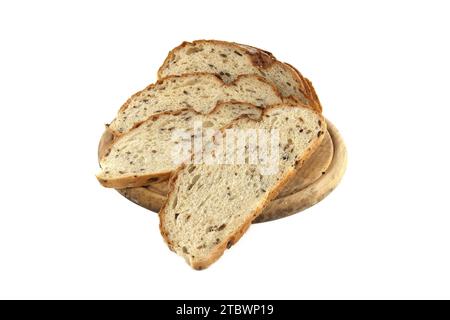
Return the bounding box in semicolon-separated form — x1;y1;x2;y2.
0;0;449;299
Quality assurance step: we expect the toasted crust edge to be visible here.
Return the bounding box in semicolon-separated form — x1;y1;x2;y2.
158;104;326;270
284;62;322;113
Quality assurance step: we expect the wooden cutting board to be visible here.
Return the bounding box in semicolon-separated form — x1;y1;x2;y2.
254;120;347;222
98;119;347;223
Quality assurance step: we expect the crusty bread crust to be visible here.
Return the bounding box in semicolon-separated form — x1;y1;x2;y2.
97;102;267;189
158;40;322;113
109;72;283;137
284;62;321;111
159;104;326;269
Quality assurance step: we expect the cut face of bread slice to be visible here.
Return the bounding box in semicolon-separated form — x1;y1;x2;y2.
159;105;326;269
110;129;333;198
158;40;322;112
108;73;282;135
97;103;263;189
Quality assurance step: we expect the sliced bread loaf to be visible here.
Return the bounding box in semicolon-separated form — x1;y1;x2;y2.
158;40;322;112
159;105;326;269
97;102;263;189
108;73;282;135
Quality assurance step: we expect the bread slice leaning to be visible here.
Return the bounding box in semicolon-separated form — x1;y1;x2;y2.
97;102;264;189
159;105;326;269
158;40;322;112
108;73;282;135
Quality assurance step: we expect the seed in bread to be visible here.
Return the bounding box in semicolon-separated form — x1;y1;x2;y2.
108;73;282;135
158;40;322;112
97;102;264;189
159;105;326;269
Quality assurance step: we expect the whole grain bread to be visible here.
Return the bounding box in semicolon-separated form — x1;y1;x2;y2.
109;130;333;197
97;102;264;189
159;105;326;269
108;73;282;136
112;123;346;224
158;40;322;112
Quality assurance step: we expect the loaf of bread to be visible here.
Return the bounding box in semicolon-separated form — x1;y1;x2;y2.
159;105;326;269
158;40;322;112
108;73;282;135
95;40;333;269
97;102;264;188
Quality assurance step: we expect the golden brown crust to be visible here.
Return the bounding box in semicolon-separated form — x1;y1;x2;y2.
157;40;322;113
284;62;322;113
233;42;278;68
158;105;326;269
237;46;277;69
157;40;279;75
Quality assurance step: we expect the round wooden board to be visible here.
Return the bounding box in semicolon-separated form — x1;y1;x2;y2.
98;119;347;223
254;120;347;222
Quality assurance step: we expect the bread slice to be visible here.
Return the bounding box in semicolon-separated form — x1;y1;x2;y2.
97;102;263;188
158;40;322;112
109;130;333;199
108;73;282;135
159;105;326;269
